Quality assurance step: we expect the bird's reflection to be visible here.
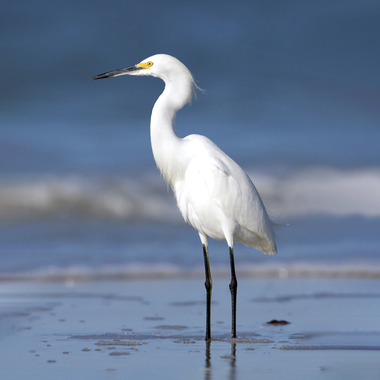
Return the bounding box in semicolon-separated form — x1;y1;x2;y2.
205;340;212;380
204;341;237;380
229;343;237;380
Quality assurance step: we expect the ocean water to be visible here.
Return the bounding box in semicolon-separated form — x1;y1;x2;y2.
1;0;380;280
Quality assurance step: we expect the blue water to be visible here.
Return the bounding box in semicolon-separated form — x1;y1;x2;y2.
1;0;380;279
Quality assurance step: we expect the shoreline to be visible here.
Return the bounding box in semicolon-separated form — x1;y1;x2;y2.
1;277;380;379
2;261;380;283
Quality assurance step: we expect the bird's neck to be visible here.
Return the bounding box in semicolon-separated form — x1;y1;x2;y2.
150;79;192;186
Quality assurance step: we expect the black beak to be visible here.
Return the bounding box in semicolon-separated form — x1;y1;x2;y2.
92;65;142;80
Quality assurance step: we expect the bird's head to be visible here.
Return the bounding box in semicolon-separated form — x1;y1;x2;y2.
93;54;190;82
93;54;199;108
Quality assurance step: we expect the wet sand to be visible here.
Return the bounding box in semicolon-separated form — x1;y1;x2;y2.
1;277;380;379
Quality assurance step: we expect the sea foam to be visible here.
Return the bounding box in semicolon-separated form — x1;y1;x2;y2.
0;167;379;222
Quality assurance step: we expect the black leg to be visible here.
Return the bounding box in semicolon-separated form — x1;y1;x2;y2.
203;244;212;340
229;246;238;338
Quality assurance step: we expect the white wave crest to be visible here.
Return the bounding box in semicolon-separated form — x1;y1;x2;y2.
253;167;380;218
0;167;379;222
0;175;180;222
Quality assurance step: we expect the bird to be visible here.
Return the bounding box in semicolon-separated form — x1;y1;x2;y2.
93;54;277;340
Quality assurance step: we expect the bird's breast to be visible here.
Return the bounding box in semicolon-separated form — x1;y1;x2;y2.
173;169;231;241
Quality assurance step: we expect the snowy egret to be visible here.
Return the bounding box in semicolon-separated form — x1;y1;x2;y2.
93;54;277;340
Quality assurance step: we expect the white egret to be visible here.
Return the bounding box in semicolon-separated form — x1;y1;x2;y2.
93;54;277;340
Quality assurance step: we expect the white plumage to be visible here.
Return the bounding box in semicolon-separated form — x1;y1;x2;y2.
93;54;277;340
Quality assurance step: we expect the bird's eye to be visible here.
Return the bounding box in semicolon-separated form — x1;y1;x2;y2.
147;61;154;67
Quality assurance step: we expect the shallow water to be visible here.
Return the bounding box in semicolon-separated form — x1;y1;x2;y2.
1;214;380;280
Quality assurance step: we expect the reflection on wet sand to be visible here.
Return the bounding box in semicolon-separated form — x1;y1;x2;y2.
204;341;237;380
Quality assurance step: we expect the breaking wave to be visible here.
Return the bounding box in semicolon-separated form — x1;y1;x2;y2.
0;166;379;223
0;174;180;223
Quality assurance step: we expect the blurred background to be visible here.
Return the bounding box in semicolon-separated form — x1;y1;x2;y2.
1;0;380;280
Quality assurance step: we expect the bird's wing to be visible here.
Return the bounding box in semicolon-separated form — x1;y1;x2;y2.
182;136;276;254
197;153;266;231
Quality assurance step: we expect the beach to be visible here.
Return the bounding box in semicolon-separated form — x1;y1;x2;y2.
1;276;379;379
1;1;380;379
